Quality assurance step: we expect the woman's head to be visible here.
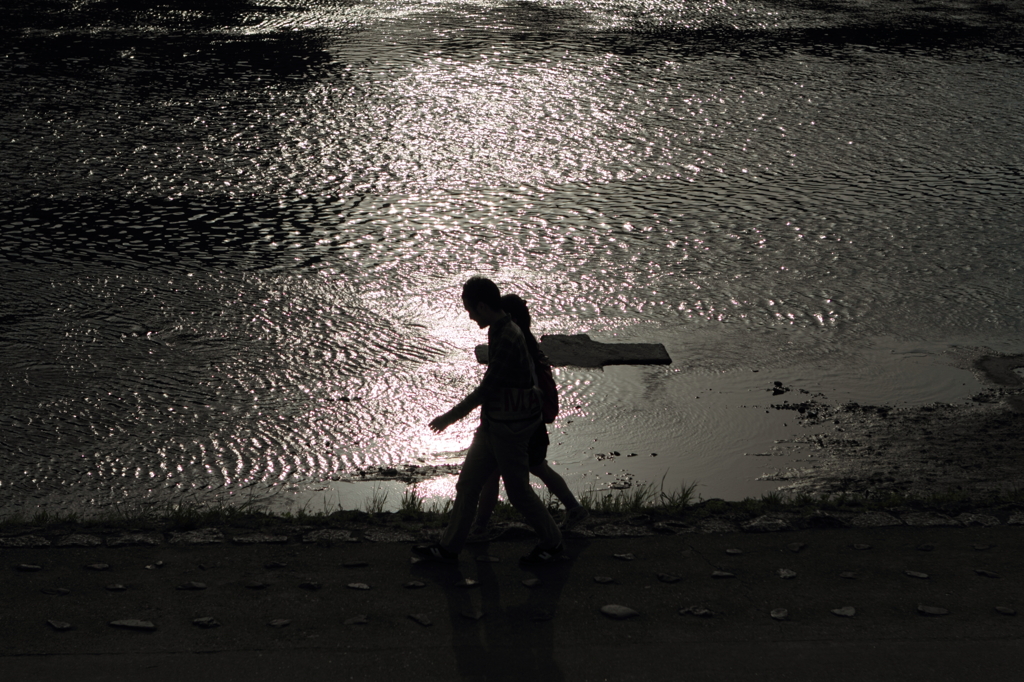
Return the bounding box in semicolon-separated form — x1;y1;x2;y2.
499;294;531;331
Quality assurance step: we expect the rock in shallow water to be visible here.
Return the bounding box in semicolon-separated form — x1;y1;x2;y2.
600;604;639;620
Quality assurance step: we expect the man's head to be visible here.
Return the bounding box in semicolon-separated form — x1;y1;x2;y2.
461;277;503;328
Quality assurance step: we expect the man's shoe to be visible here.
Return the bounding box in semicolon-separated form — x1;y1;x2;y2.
412;543;458;563
520;544;566;564
561;506;590;531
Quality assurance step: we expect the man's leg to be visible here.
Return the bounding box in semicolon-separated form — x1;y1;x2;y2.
488;417;562;551
439;423;498;554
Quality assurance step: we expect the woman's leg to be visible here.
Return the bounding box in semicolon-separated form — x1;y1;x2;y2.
440;423;498;553
471;470;501;531
531;462;580;510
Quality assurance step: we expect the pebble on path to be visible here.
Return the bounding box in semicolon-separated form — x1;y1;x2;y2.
974;569;1000;579
110;619;156;631
711;571;735;579
177;582;207;590
995;606;1016;616
973;544;993;551
298;581;323;590
343;561;369;568
454;578;480;588
193;617;220;628
613;553;635;561
404;581;426;589
787;543;805;553
47;620;73;631
344;615;369;625
725;548;743;555
106;584;127;592
264;561;287;569
593;576;616;584
461;609;485;621
41;588;71;596
904;570;929;579
409;613;432;627
852;544;871;550
600;604;639;620
347;582;371;590
679;606;714;618
918;605;948;616
522;578;541;587
268;619;291;628
86;563;110;571
831;607;856;618
246;581;268;589
840;572;857;579
656;573;681;584
16;564;42;572
778;569;797;579
770;609;788;621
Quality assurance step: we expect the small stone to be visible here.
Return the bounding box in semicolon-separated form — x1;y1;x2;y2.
347;582;370;590
404;581;426;589
47;620;73;631
106;584;127;591
145;565;157;570
839;572;857;579
110;619;156;631
475;555;499;563
193;617;220;628
454;578;479;588
268;619;291;628
16;564;42;572
711;571;735;579
973;544;993;551
1;535;50;548
41;587;71;596
344;615;369;625
956;513;1000;527
778;569;797;579
770;608;788;621
343;560;369;568
177;582;206;590
522;578;541;587
613;553;635;561
594;576;616;584
974;569;1000;579
264;561;287;569
461;609;485;620
246;581;268;589
787;542;805;553
905;570;929;579
995;606;1016;616
303;529;356;544
831;607;856;618
852;544;871;550
656;573;681;583
679;606;714;618
106;533;161;548
409;613;432;626
169;528;225;545
298;581;323;590
743;516;792;532
918;605;948;616
600;604;639;620
849;511;901;528
154;561;164;568
917;543;935;551
725;548;743;555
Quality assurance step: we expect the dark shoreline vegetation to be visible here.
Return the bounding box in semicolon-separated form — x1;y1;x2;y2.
3;481;1023;542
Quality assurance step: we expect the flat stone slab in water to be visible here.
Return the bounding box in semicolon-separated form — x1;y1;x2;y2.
918;605;949;616
600;604;640;620
193;617;220;628
107;533;162;547
110;619;156;631
56;534;102;547
0;535;51;548
476;334;670;367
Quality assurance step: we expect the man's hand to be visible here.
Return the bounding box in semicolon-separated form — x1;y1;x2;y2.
429;412;457;433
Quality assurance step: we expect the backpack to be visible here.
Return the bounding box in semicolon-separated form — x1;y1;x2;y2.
536;361;559;424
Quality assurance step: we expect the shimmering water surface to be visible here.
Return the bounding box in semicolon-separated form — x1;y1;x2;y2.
2;0;1023;515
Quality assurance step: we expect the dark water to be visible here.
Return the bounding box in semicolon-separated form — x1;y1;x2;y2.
2;0;1023;515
